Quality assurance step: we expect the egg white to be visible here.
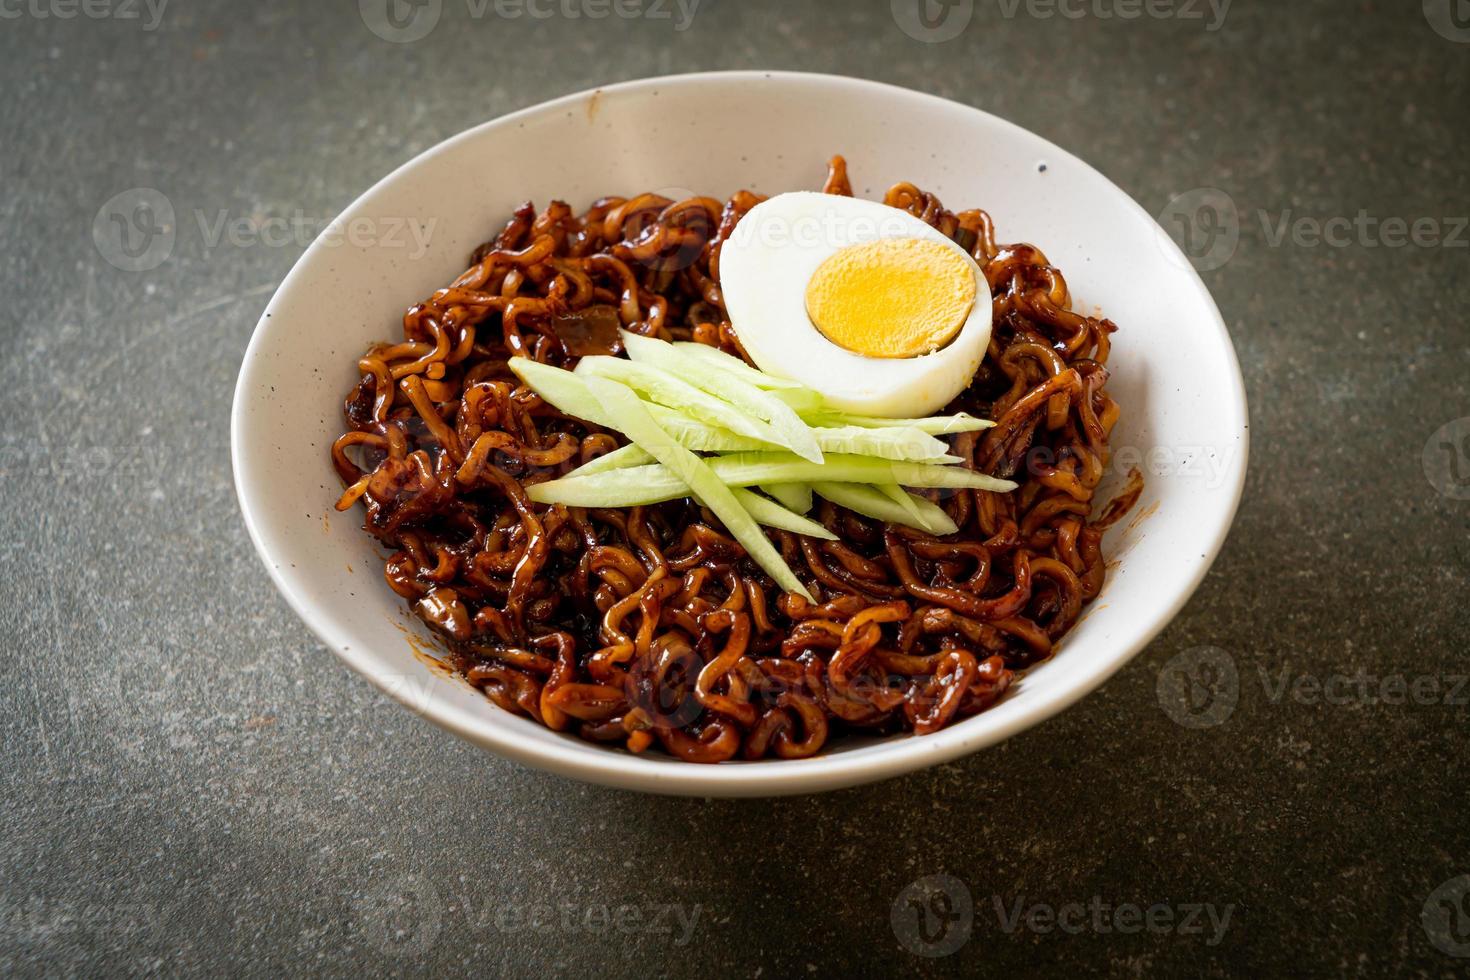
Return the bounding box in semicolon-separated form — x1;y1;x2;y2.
719;191;992;418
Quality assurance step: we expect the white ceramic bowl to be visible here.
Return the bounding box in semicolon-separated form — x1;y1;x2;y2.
232;71;1247;797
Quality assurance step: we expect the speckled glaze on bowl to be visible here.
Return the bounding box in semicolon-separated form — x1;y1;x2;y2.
231;71;1248;797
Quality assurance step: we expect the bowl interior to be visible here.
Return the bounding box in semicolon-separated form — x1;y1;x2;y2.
232;72;1246;797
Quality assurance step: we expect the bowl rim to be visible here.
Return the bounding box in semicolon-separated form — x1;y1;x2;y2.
231;70;1249;797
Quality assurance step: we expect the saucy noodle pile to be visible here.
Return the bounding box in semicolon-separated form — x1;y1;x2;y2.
332;157;1138;762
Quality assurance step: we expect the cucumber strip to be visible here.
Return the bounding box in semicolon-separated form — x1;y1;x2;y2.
670;341;805;389
527;473;686;508
903;492;962;535
762;482;813;515
711;453;1019;491
531;472;832;540
732;488;836;541
767;388;826;414
517;355;961;463
581;376;812;600
805;411;996;435
510;357;766;453
621;332;824;464
875;482;928;527
568;443;654;476
646;406;767;453
575;356;786;447
812;482;961;536
508;356;613;427
645;403;948;459
528;454;1017;507
809;425;953;462
543;409;956;462
558;434;947;486
540;467;840;543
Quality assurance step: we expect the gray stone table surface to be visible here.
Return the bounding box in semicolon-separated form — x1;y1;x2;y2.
2;0;1467;975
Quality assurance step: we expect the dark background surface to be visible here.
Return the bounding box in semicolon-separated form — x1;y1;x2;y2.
2;0;1468;975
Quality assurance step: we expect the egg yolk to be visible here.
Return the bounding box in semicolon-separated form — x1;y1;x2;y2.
804;238;977;359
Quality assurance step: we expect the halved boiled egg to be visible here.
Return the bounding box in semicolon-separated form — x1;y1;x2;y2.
718;191;992;418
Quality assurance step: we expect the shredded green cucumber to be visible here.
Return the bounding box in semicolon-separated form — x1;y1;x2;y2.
762;482;813;514
767;388;826;414
646;407;767;453
569;443;654;476
510;358;765;453
905;492;962;535
517;355;983;464
581;376;812;599
875;482;928;527
508;357;612;427
812;482;960;536
575;356;787;448
528;454;1016;507
732;488;835;540
537;461;831;539
808;425;953;462
805;411;996;435
527;472;682;508
710;453;1018;491
621;332;824;464
670;341;804;389
515;346;1013;546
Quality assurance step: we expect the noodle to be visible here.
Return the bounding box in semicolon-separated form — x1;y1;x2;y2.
331;156;1137;763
